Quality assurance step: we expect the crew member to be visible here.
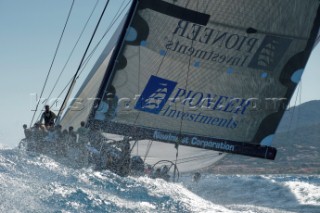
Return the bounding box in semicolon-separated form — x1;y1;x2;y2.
40;105;56;128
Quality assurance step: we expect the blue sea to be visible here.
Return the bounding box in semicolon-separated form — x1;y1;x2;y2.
0;146;319;213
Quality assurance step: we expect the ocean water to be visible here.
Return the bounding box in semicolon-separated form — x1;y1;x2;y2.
0;146;319;213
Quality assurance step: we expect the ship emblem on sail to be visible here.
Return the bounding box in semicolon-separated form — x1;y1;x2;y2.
248;35;292;71
135;76;177;114
143;87;168;110
256;40;278;67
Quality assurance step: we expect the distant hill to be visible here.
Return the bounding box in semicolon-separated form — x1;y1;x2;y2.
208;100;320;174
278;100;320;132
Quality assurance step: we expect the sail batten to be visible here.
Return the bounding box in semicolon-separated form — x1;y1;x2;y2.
140;0;210;25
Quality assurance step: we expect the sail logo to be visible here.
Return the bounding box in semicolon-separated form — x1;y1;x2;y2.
135;75;177;114
167;20;293;71
248;35;292;71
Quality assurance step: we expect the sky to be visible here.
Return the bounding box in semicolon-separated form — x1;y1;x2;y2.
0;0;319;148
0;0;130;147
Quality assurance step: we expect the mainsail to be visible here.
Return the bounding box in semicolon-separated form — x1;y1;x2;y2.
62;0;320;166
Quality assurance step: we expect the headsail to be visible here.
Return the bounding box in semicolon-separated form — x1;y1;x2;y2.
60;12;129;129
63;0;320;162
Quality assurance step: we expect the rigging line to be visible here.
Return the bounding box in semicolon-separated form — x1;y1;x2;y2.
132;5;180;126
316;35;320;46
185;0;190;8
44;0;99;107
204;0;210;13
74;0;129;78
57;0;111;120
143;140;153;162
73;0;130;83
46;0;130;119
176;153;222;165
287;82;301;133
52;2;130;110
30;0;75;127
95;0;133;101
129;139;138;153
177;154;219;164
57;1;132;128
35;0;105;122
175;1;197;168
299;81;302;106
73;0;129;81
134;17;143;157
174;152;219;163
135;1;193;162
138;27;141;95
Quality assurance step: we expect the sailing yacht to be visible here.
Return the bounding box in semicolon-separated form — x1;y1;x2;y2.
21;0;320;181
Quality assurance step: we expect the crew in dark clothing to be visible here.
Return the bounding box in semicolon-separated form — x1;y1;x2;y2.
160;165;170;181
77;121;89;137
23;124;32;139
88;124;104;151
86;124;104;167
54;125;63;141
76;121;89;162
40;105;56;128
68;126;77;148
117;138;131;176
192;172;201;183
54;125;66;156
153;168;162;178
31;122;46;152
19;124;32;150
